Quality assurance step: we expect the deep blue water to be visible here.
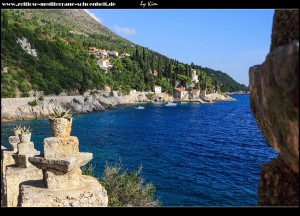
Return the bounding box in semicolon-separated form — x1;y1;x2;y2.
1;94;277;206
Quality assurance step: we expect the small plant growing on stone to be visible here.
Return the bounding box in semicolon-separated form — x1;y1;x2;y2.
13;125;22;137
20;126;31;134
13;125;22;131
50;108;73;138
81;163;96;177
52;108;72;120
19;126;32;143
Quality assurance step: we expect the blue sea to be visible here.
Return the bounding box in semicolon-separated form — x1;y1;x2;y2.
1;94;277;206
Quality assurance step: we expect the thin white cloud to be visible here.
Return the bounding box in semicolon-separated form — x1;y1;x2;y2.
114;25;136;35
84;9;103;24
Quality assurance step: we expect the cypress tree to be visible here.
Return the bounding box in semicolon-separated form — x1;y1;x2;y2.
143;47;146;62
2;11;9;28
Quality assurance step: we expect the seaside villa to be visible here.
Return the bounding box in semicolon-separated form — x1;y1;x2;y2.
153;85;162;93
97;59;113;71
190;89;200;99
174;87;188;99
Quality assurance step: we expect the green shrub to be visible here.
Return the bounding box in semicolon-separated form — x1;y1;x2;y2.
21;92;30;97
84;96;89;102
73;98;80;104
82;163;160;207
147;93;155;100
120;85;131;96
82;163;95;177
90;90;99;97
38;95;44;101
28;99;37;106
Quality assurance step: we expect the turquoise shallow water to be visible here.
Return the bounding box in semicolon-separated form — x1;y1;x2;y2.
1;94;277;206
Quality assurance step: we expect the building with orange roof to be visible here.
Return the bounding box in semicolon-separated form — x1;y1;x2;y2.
190;89;200;99
153;85;162;93
174;87;188;99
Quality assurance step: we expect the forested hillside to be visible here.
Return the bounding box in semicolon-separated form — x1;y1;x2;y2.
1;9;248;98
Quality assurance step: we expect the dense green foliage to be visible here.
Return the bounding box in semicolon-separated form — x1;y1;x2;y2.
198;67;249;92
82;163;160;207
1;9;248;98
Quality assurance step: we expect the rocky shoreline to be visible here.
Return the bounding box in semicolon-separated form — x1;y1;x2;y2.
1;91;234;122
1;91;170;122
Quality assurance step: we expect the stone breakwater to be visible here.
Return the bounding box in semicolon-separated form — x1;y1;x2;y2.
1;91;172;122
204;93;236;102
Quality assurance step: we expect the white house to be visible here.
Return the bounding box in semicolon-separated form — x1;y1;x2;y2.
190;89;200;99
97;59;110;70
120;52;130;58
88;47;98;55
108;50;119;57
174;87;188;99
99;49;108;58
153;85;162;93
191;69;199;83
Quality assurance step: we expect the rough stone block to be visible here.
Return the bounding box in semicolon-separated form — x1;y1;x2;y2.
44;137;79;159
8;136;19;152
5;167;43;207
250;40;299;173
1;146;16;207
44;168;82;190
1;147;15;172
20;176;108;207
12;153;39;168
258;157;299;206
17;142;35;155
29;152;92;173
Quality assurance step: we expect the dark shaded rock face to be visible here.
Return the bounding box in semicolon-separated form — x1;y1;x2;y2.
249;10;299;206
271;10;299;52
258;158;299;206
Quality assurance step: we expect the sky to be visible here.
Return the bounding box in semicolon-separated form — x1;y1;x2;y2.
86;9;274;86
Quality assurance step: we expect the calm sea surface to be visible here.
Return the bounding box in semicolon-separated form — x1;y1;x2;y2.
1;94;277;206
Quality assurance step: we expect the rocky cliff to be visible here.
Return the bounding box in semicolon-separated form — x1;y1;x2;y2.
1;91;173;122
249;10;299;206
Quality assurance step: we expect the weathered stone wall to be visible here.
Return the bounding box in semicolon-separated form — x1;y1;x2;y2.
249;10;299;206
20;176;108;207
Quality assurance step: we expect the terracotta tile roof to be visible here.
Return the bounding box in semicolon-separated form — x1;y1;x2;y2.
154;85;161;87
190;89;200;93
175;88;187;92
